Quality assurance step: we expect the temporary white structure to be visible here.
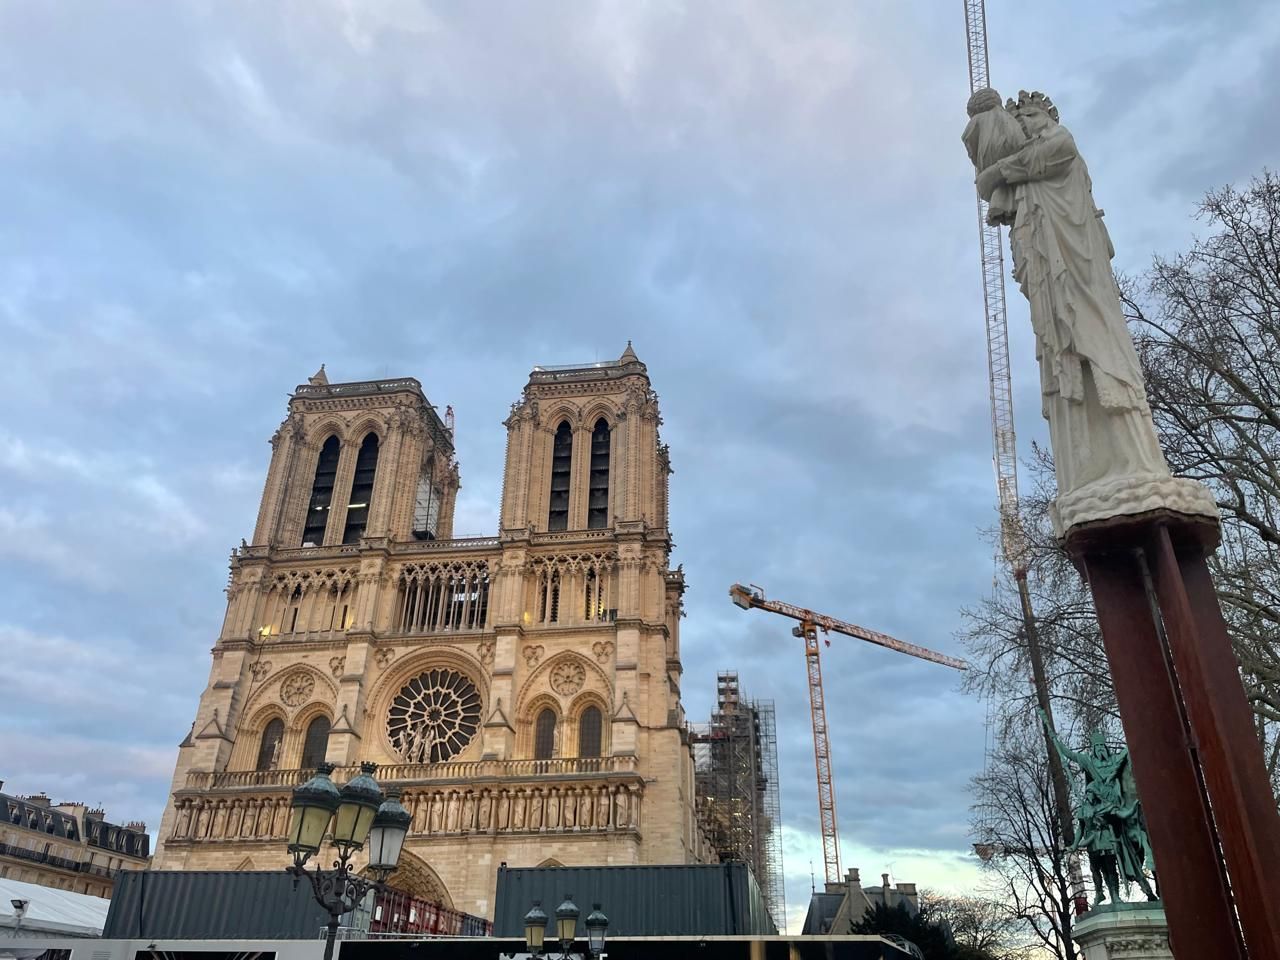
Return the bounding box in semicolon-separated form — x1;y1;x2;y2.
0;877;109;938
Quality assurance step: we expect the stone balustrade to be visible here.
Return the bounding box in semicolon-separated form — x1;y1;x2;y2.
186;755;640;792
167;779;643;844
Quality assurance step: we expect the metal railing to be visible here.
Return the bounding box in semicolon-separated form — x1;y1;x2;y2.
294;378;423;398
0;842;119;876
389;537;500;553
529;529;614;544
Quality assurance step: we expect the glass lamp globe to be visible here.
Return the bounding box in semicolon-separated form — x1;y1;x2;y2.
287;763;341;857
555;895;580;949
332;761;383;855
585;903;609;957
524;900;549;955
367;789;411;875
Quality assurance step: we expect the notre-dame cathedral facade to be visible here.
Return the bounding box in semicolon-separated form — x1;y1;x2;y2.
153;345;712;917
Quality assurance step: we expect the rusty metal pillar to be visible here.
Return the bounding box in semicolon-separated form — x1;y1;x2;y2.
1069;512;1280;959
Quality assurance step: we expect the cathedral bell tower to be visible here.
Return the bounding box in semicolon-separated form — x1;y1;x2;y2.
153;348;707;920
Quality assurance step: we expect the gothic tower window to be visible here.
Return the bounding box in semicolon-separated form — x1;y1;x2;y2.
578;706;602;758
395;562;490;634
255;718;285;771
538;570;561;623
302;436;340;546
534;708;557;760
587;418;610;529
342;433;380;543
412;474;443;541
548;421;572;531
300;716;331;769
584;568;608;622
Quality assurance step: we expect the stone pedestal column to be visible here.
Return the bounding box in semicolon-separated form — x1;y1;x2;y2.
1073;904;1172;960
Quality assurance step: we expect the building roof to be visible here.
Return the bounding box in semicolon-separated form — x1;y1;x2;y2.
801;891;846;935
0;791;149;859
0;795;78;841
0;877;109;937
527;343;648;385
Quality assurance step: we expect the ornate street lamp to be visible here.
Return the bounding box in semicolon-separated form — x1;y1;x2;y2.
366;789;411;874
584;904;609;958
331;761;383;857
285;762;408;960
287;763;341;859
518;896;607;960
523;900;549;956
555;895;580;954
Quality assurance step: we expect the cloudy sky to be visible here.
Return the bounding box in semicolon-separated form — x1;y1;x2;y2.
2;0;1277;933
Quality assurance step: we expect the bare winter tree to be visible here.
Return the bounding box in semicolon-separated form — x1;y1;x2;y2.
1125;171;1280;795
960;449;1116;731
921;888;1029;959
970;715;1079;960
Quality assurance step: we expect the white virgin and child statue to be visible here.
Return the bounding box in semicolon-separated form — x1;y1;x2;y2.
963;89;1216;536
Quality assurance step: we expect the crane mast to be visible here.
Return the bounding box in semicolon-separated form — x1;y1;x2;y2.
730;583;966;885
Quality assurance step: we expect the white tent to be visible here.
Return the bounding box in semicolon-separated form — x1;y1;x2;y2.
0;877;109;937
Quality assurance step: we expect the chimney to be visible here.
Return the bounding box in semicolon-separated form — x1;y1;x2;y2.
125;821;148;833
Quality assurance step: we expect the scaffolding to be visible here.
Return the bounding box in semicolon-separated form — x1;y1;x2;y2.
691;672;786;927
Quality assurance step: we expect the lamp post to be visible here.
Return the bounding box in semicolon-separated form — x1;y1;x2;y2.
285;762;409;960
521;896;608;959
10;899;29;938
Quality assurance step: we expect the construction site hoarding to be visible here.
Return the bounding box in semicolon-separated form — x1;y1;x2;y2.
492;862;777;938
104;870;335;939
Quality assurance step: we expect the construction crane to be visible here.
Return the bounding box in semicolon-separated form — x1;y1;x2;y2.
730;583;967;885
962;0;1087;915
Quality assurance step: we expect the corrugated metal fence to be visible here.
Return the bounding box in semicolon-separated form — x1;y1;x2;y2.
105;870;334;939
492;862;777;938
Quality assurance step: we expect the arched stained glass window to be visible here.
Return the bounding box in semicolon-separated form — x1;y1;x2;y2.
301;715;331;769
578;706;603;758
343;433;380;543
587;418;610;529
256;718;285;772
302;436;341;546
534;708;557;760
548;422;572;531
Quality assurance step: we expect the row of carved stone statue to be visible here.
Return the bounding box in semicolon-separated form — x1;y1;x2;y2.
170;794;292;842
400;782;641;834
168;781;643;844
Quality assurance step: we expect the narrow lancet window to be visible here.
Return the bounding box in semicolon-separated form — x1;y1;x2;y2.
342;433;380;544
256;718;285;771
578;706;603;758
548;421;572;531
534;708;557;760
301;716;331;769
302;436;341;546
587;418;610;529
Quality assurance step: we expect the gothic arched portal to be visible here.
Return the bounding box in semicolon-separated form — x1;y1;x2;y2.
377;847;454;909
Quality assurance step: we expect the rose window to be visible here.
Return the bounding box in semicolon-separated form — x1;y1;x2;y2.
386;669;482;763
550;660;586;695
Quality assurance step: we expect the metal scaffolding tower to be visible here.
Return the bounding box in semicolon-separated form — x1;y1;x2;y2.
755;698;786;925
691;673;786;928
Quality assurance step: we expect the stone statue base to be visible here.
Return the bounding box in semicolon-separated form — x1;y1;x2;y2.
1051;473;1218;539
1073;903;1172;960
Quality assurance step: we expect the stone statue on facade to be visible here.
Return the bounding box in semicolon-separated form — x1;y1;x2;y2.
1042;713;1157;905
964;90;1216;536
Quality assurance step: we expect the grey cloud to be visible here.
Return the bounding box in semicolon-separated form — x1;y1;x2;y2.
1;0;1275;923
